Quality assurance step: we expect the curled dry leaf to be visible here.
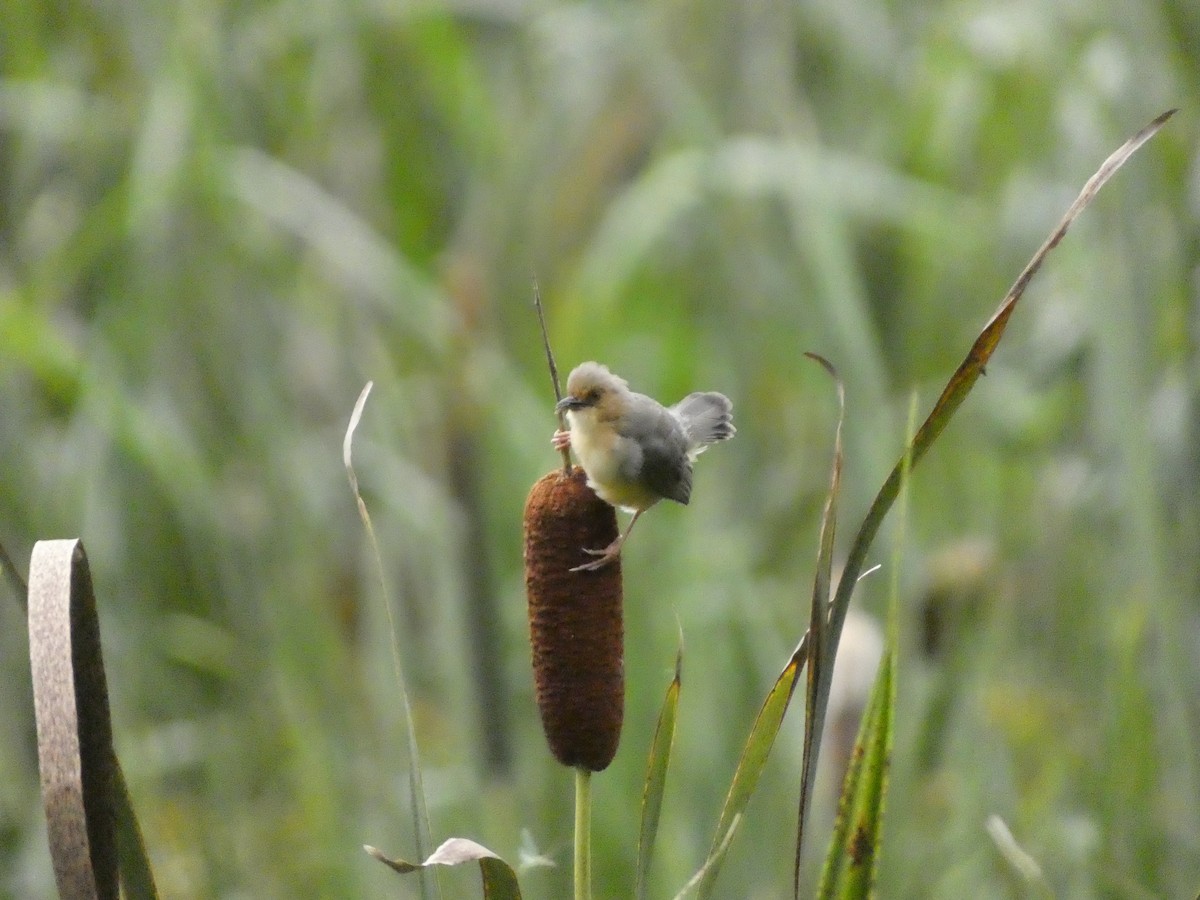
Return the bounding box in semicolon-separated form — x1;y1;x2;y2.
27;539;119;900
366;837;523;899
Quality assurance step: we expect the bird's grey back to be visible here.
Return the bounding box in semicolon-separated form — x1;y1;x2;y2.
616;395;693;504
671;392;735;455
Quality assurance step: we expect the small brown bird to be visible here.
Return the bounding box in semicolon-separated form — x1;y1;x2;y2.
552;362;735;571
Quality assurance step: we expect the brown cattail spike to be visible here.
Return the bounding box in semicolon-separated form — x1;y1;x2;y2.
524;467;624;771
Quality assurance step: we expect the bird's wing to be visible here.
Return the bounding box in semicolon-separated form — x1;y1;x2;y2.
619;398;693;505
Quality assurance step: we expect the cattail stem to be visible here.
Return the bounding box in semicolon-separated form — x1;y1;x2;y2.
574;767;592;900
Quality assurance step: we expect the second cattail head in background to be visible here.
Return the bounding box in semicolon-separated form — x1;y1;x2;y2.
552;362;735;571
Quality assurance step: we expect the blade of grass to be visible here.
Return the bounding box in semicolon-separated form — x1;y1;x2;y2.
692;352;847;899
673;814;743;900
345;382;438;900
694;649;803;899
815;640;895;898
112;760;159;900
795;352;846;894
687;112;1169;900
1;539;27;610
816;391;915;898
636;645;683;900
799;111;1176;875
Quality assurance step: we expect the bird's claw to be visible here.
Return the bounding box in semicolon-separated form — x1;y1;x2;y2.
570;544;621;572
570;554;618;573
551;429;571;451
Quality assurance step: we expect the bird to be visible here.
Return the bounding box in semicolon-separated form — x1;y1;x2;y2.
551;361;735;572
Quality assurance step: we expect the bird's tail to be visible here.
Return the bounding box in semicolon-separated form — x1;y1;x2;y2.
672;392;735;457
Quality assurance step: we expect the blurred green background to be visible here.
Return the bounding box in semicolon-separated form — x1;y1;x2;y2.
1;0;1197;896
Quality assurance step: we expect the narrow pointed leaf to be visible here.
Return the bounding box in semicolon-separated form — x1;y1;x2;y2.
799;112;1174;886
816;642;895;899
346;383;437;898
366;838;523;900
815;393;911;898
672;814;742;900
695;650;804;899
796;353;846;893
112;760;159;900
829;110;1174;644
1;539;26;609
636;647;683;900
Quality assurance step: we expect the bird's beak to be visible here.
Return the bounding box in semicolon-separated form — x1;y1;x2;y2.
556;396;585;413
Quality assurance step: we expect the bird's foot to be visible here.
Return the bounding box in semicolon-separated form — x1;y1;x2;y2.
570;542;621;573
551;429;571;451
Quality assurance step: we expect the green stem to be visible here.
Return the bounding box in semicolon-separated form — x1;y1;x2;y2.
575;768;592;900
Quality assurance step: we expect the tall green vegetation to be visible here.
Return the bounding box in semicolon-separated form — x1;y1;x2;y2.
1;0;1196;896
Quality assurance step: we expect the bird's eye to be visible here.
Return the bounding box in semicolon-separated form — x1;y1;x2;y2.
586;389;602;403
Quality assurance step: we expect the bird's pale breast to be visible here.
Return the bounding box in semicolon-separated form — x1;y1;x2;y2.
566;409;661;512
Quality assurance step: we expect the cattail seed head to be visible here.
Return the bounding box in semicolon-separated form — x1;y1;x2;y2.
524;467;624;771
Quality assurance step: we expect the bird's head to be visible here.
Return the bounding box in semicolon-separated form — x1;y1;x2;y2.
556;362;630;423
